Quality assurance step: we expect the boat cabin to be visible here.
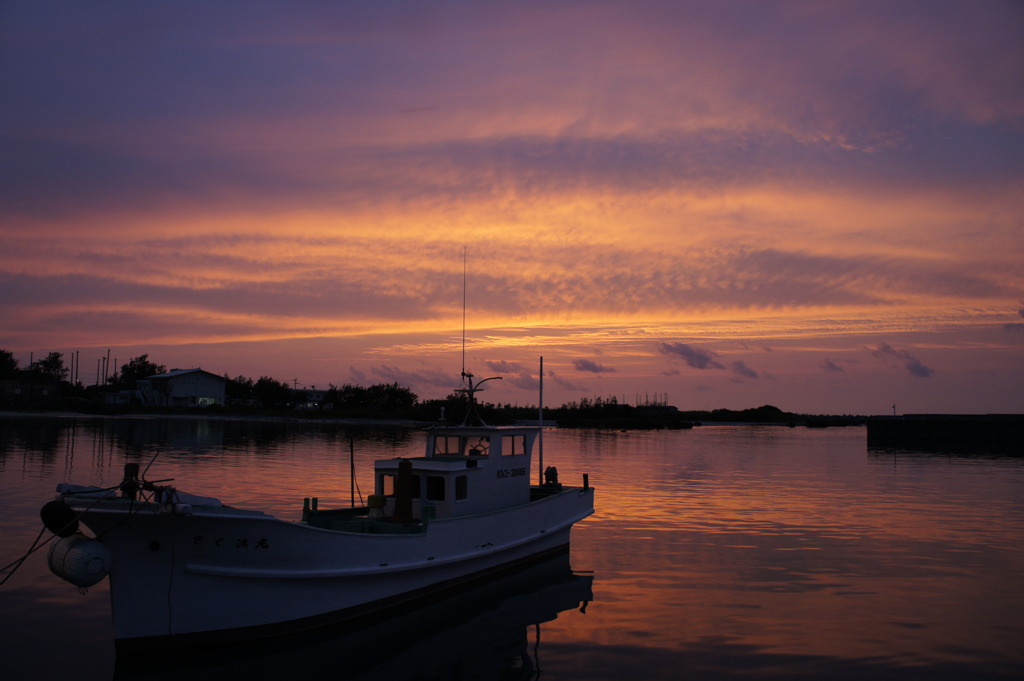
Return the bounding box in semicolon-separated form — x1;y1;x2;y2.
374;425;537;520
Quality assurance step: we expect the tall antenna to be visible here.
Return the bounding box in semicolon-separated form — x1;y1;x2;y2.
538;356;544;485
461;245;467;379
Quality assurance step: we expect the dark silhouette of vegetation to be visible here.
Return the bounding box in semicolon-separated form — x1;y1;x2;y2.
254;376;292;409
1;347;865;425
1;349;19;377
326;382;417;419
31;352;69;382
1;350;71;383
224;374;256;402
548;395;697;429
0;350;68;409
111;354;167;388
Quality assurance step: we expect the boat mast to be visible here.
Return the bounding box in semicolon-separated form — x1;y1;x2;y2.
461;245;467;381
538;356;544;485
454;247;502;426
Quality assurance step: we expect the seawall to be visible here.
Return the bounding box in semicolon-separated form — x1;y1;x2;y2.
867;414;1024;453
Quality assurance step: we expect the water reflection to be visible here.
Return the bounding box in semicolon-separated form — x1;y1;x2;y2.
869;443;1023;458
0;415;420;462
113;553;593;681
3;417;1023;680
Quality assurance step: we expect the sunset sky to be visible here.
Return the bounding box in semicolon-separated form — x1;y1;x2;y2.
2;1;1022;415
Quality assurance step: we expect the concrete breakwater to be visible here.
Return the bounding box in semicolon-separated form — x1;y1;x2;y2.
867;414;1024;454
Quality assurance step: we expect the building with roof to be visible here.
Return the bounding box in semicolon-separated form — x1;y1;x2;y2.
137;368;226;407
0;377;62;409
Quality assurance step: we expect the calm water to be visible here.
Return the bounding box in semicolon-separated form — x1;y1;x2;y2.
2;415;1023;680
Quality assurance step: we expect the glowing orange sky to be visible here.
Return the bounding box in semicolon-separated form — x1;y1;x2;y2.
1;1;1022;414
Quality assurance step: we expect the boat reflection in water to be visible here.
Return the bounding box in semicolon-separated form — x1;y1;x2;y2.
114;551;593;681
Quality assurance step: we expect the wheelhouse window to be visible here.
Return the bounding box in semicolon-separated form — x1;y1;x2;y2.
380;474;421;498
434;436;463;456
502;434;527;456
426;476;446;501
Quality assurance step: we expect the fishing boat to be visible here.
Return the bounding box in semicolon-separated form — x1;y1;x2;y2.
40;371;595;653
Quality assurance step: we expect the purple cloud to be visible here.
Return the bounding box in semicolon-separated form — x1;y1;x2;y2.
871;343;935;378
547;370;587;392
820;359;844;373
659;342;724;370
484;360;527;374
573;358;615;373
730;360;759;379
904;358;935;378
370;364;453;387
482;359;540;391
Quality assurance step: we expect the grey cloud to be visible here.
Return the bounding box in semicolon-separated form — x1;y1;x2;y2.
484;360;527;374
482;360;539;391
370;364;453;388
6;126;1023;225
573;358;615;373
730;360;759;379
820;359;844;373
0;265;456;327
871;342;935;378
547;370;587;392
504;373;540;391
904;358;935;378
659;343;724;370
4;1;1024;222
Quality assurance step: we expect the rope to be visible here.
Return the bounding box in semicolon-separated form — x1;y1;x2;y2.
0;483;133;588
0;526;48;587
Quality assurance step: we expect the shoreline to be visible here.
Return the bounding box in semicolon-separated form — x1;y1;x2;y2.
0;409;431;428
0;410;869;430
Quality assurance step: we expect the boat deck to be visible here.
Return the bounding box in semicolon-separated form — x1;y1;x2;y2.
301;483;571;534
301;507;426;534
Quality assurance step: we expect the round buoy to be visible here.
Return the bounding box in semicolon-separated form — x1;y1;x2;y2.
40;500;79;537
47;533;112;588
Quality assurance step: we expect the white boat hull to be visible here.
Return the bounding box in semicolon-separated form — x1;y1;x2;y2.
64;485;594;650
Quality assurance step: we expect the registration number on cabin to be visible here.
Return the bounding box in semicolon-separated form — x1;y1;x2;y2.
497;467;527;479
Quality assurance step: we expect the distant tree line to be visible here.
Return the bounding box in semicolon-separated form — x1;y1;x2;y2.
2;348;864;425
1;349;165;390
1;349;70;382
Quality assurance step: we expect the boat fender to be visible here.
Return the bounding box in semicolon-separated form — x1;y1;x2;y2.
173;504;193;515
40;499;79;537
47;532;112;588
